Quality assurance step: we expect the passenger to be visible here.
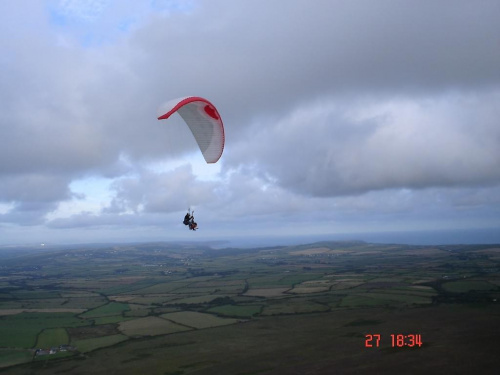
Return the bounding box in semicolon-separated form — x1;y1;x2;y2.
183;212;191;226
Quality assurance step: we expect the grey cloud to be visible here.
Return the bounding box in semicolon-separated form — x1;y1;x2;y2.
0;201;58;226
1;0;499;236
130;0;500;126
43;172;500;234
225;93;500;197
3;0;499;179
47;211;145;229
0;173;73;224
104;164;217;214
0;173;73;202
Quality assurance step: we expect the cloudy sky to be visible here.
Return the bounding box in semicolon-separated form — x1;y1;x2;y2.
1;0;499;246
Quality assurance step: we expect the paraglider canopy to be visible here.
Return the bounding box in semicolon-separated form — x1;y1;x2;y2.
157;97;225;163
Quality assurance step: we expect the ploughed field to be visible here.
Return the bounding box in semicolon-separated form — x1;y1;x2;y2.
0;241;499;374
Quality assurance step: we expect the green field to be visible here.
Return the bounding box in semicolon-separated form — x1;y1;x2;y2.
35;328;69;348
0;350;33;368
81;302;130;318
118;316;192;337
208;304;262;318
0;313;87;348
93;315;135;325
441;280;497;293
261;299;330;315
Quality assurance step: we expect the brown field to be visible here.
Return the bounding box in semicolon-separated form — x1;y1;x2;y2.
290;247;332;255
244;287;290;297
289;247;352;256
409;285;435;291
401;248;448;256
161;311;239;329
127;303;152;311
67;324;120;341
289;286;330;294
108;295;136;302
330;281;365;290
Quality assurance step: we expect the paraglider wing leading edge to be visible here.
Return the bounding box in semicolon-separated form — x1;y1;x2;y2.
157;96;225;163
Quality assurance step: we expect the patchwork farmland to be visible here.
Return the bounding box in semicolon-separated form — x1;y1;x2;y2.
0;241;499;374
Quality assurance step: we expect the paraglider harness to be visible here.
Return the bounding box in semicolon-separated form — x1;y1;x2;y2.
182;209;198;231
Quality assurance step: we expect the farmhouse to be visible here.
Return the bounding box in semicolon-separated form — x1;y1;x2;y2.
34;344;76;356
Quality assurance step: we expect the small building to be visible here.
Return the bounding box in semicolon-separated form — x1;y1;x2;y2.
35;349;51;356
